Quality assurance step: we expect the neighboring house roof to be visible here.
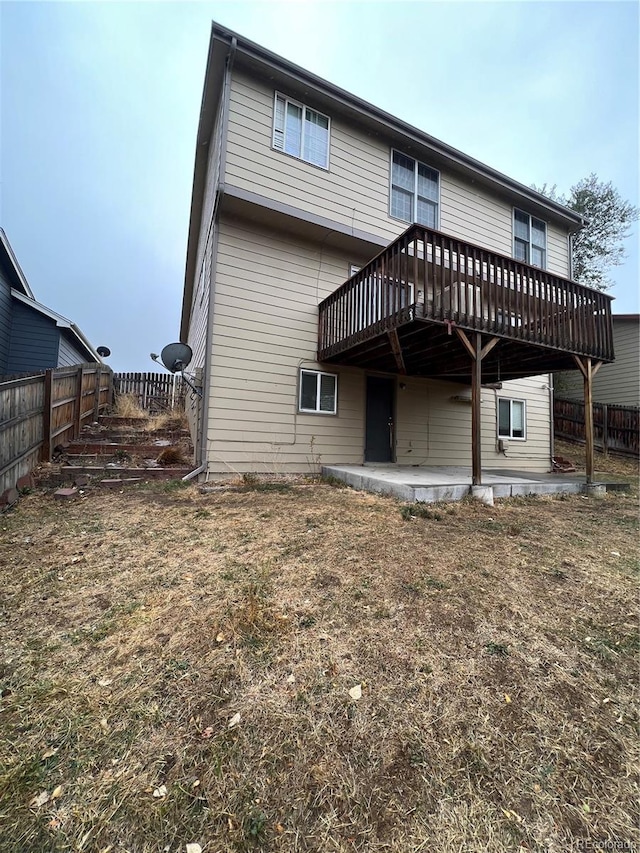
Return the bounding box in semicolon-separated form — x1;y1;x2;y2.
613;314;639;321
0;228;35;298
183;21;587;337
10;289;100;363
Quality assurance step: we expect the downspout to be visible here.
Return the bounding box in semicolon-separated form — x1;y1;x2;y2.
182;464;205;481
548;373;555;470
197;36;237;479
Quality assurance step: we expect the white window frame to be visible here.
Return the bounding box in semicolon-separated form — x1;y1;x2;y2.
272;92;331;170
513;209;547;269
497;397;527;441
389;149;440;228
299;369;337;415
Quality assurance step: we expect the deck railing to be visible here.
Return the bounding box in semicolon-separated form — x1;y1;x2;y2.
318;224;614;362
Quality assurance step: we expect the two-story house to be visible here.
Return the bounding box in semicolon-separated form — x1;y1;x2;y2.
180;23;613;484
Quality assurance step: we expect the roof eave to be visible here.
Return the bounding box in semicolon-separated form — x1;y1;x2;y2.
208;22;585;231
180;23;228;342
0;229;36;298
11;289;101;362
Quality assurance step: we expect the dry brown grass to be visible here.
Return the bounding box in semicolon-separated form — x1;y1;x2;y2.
150;409;189;431
555;438;639;480
112;394;149;420
111;395;188;433
0;477;638;852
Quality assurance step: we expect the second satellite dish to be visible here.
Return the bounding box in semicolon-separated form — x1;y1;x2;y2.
160;342;193;373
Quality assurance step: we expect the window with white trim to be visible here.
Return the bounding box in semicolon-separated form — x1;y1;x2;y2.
299;369;337;414
513;209;546;268
498;398;526;440
390;150;439;228
273;93;330;169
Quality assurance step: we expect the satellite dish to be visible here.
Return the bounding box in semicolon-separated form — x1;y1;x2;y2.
160;342;193;373
97;346;111;357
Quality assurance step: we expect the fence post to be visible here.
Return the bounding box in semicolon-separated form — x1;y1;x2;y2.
93;366;102;421
41;369;54;462
602;404;608;457
74;365;84;438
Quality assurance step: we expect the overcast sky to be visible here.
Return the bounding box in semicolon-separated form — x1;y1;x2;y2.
2;0;638;372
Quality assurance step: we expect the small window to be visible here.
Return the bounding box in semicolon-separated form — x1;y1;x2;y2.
299;369;337;414
273;93;330;169
390;150;439;228
513;209;546;268
498;398;526;440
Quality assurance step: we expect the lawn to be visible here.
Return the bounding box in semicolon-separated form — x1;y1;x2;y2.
0;467;638;852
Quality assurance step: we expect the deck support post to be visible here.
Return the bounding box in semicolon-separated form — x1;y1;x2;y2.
454;330;499;487
572;356;603;485
471;332;482;486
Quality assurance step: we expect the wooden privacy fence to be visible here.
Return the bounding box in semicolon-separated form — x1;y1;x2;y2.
0;364;112;495
113;372;186;412
554;396;639;457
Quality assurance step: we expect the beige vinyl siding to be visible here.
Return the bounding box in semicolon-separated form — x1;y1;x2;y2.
187;226;213;374
204;216;370;473
491;376;552;469
555;318;639;406
395;375;551;472
188;85;227;375
203;215;552;474
225;66;571;278
440;175;569;277
225;69;400;244
546;226;569;278
195;95;225;282
439;174;512;257
185;91;227;444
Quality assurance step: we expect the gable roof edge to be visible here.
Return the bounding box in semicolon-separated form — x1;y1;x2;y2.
210;22;585;231
0;229;35;298
11;289;101;362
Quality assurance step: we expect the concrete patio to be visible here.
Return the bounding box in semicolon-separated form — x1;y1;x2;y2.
321;464;624;504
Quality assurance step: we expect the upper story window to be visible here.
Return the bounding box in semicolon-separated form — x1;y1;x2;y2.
273;93;330;169
514;209;546;268
390;150;439;228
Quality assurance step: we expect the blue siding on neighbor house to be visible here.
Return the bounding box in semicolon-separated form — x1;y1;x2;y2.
7;300;59;373
0;268;13;374
57;331;89;367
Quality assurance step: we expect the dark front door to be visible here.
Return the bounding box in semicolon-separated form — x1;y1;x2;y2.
365;376;395;462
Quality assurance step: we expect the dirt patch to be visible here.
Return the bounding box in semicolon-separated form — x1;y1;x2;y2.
0;476;638;852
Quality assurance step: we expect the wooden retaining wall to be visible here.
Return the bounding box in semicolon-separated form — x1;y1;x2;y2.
554;396;639;457
0;365;112;495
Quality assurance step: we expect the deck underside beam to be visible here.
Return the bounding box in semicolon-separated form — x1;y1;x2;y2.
387;329;406;374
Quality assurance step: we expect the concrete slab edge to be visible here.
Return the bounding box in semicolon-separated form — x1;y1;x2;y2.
322;467;591;504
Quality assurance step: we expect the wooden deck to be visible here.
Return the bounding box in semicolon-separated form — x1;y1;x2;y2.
318;224;614;383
